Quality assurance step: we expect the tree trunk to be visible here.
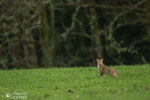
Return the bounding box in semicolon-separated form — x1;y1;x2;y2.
89;0;103;59
49;0;56;66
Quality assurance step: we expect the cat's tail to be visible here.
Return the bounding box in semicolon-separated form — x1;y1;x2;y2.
113;73;118;77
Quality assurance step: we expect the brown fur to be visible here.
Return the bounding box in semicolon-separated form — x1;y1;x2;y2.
96;59;118;77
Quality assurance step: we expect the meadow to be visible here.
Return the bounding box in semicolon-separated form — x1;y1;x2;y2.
0;65;150;100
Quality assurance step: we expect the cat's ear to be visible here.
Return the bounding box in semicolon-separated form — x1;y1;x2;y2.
96;59;99;61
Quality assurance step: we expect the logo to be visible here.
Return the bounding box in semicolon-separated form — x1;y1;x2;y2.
5;91;27;99
6;93;11;98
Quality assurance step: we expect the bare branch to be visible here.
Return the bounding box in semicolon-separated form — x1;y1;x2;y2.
53;3;146;11
107;0;149;40
61;6;80;39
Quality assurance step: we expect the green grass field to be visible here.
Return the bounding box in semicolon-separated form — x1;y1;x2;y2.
0;65;150;100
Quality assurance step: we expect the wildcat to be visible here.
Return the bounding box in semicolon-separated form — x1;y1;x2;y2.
96;59;118;77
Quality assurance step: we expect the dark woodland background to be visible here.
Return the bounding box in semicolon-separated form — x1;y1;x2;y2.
0;0;150;69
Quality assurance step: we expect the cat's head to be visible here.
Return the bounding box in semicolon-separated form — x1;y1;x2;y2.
96;58;103;65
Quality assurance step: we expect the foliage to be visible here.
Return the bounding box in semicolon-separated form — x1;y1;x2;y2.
0;0;150;68
0;65;150;100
